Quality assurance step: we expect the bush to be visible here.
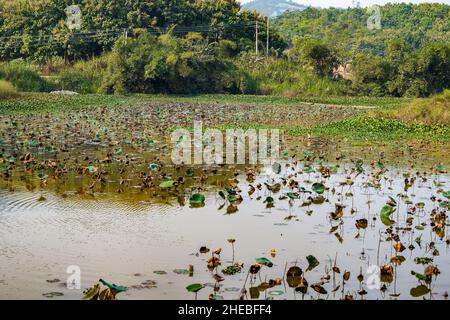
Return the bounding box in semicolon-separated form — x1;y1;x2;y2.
237;55;350;97
41;56;67;76
73;55;108;93
0;60;53;92
239;72;260;95
58;69;96;94
0;79;17;98
289;39;339;77
101;32;241;94
351;54;393;97
48;55;108;93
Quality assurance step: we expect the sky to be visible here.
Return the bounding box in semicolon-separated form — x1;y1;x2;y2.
239;0;450;9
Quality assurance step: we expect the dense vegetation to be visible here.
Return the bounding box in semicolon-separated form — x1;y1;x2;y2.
0;1;449;98
275;3;449;55
101;33;244;94
0;0;285;61
274;3;450;97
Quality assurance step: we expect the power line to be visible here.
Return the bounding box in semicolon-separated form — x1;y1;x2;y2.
0;21;270;54
0;22;265;42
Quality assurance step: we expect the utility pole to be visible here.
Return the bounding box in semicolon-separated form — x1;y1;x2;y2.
266;17;269;57
255;19;259;55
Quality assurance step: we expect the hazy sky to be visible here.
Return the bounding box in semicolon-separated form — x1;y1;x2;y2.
239;0;450;8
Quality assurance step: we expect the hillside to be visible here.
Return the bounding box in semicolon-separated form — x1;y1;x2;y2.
274;3;450;56
242;0;307;17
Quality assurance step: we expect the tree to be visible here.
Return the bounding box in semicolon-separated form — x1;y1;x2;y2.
388;42;450;97
351;53;394;96
417;43;450;95
0;0;286;61
291;40;338;77
275;3;450;56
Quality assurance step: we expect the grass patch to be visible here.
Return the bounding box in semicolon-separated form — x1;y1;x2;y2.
0;93;138;115
0;93;408;115
0;79;17;99
155;94;408;108
388;90;449;125
217;116;450;142
57;69;98;94
287;115;450;142
0;60;54;92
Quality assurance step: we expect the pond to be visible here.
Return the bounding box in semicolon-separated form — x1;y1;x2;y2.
0;103;449;300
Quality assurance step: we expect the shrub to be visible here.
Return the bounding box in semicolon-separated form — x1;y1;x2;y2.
237;55;350;97
0;79;17;98
0;60;53;92
289;40;339;77
238;71;259;95
41;56;67;76
57;70;94;94
73;55;108;92
351;54;393;97
48;55;108;93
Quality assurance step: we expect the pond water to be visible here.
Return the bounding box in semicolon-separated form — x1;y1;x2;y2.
0;104;449;300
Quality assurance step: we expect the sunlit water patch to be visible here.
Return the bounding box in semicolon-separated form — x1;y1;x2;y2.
0;149;449;300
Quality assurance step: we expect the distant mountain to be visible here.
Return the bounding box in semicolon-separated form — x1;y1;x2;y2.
242;0;307;17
